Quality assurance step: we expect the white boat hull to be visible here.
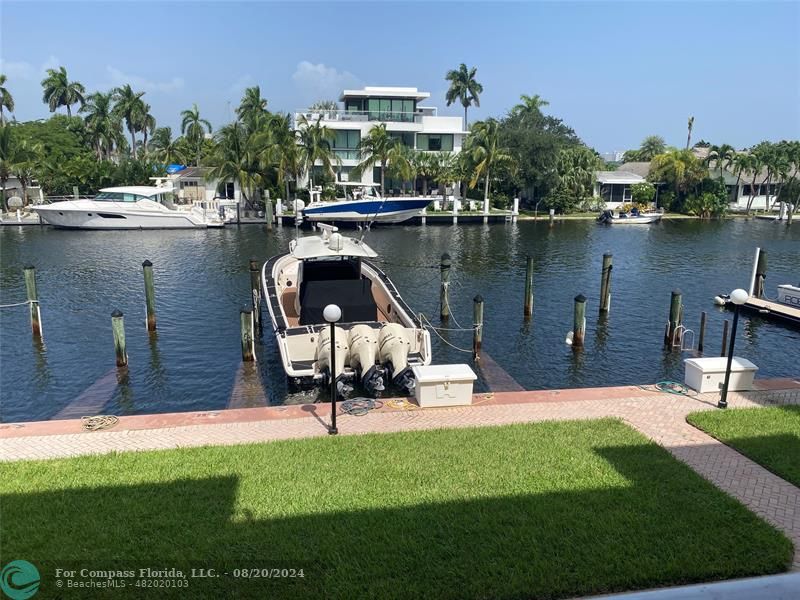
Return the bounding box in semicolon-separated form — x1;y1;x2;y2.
607;214;662;224
32;200;224;229
303;197;431;223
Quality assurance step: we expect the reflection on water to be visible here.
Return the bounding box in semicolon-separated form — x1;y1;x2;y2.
1;220;798;422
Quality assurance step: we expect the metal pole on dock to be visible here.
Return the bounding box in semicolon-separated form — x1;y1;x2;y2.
240;307;255;362
664;290;682;347
720;319;730;357
440;253;451;322
249;258;262;336
698;311;707;353
142;260;157;332
72;186;79;200
572;294;586;348
111;310;128;367
599;253;613;314
523;256;534;319
473;295;484;359
23;265;42;339
549;208;555;226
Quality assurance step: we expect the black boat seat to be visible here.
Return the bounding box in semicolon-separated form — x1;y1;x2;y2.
299;278;378;325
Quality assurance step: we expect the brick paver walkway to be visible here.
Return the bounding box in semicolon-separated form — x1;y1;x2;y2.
2;383;799;568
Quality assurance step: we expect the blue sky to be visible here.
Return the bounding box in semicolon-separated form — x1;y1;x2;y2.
2;1;798;152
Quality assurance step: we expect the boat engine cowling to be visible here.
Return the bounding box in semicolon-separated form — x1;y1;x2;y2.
348;325;385;397
378;323;415;395
316;325;352;395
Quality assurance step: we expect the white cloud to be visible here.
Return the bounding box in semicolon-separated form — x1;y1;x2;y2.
226;74;255;95
291;61;361;104
103;66;184;94
0;55;61;81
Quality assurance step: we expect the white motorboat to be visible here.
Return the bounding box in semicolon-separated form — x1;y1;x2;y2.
262;224;432;397
299;182;431;224
597;209;662;224
32;184;225;229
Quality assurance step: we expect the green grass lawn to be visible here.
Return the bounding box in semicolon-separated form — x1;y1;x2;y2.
688;406;800;487
0;419;792;599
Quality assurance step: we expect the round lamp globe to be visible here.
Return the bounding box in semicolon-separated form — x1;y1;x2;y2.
323;304;342;323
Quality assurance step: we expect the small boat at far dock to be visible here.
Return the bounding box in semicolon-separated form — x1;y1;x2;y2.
32;183;226;229
298;182;432;224
597;208;662;224
262;224;432;396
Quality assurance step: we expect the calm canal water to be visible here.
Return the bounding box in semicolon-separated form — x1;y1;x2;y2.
1;219;798;422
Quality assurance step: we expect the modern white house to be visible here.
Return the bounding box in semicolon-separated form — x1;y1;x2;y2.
293;86;467;193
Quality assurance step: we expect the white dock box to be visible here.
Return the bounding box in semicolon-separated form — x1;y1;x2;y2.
412;364;477;407
684;357;758;393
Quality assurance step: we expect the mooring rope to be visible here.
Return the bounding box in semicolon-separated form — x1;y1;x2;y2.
419;313;475;354
81;415;119;431
0;300;35;309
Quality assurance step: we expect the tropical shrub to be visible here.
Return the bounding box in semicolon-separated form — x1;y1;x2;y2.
631;182;656;206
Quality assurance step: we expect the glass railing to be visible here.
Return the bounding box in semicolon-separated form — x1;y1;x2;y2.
333;149;359;160
295;110;422;124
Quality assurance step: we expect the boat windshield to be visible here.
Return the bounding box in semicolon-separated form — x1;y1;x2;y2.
340;186;380;201
95;191;156;202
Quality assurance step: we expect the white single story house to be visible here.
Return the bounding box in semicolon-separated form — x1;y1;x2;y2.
166;166;242;204
593;170;646;208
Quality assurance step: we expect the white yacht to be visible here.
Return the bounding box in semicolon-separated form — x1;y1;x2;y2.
262;225;432;397
32;184;225;229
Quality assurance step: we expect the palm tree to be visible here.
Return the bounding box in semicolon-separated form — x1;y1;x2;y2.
511;94;549;120
412;151;434;195
149;127;185;164
705;143;735;178
0;124;13;208
112;84;146;159
181;104;213;167
353;124;397;193
465;118;515;213
271;113;301;201
207;122;263;209
0;74;14;124
81;92;121;160
296;115;337;189
685;116;694;150
236;86;268;132
445;63;483;128
11;138;42;206
638;135;667;161
138;103;156;157
41;66;85;117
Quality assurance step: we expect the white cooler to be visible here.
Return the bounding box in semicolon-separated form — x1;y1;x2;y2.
411;364;477;407
684;357;758;393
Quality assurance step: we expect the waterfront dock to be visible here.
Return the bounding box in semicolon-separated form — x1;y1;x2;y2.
738;296;800;327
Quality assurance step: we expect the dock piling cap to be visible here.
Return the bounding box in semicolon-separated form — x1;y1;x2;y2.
111;309;124;318
575;294;586;303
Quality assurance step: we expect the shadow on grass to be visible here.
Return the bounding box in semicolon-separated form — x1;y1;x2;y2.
1;444;792;600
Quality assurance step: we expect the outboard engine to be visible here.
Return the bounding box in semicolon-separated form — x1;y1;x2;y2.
378;323;415;395
316;325;352;397
348;325;385;397
597;210;613;223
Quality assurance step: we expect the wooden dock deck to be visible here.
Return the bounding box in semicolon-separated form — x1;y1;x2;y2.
737;296;800;327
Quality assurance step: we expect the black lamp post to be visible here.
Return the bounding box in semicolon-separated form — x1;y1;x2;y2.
323;304;342;434
719;288;749;409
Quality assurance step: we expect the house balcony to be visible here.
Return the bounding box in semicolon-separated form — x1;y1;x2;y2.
294;109;424;128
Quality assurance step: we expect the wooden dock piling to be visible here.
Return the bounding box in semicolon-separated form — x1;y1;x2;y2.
721;319;730;357
664;290;683;347
572;294;586;348
265;191;274;231
440;253;451;322
23;265;42;338
472;295;484;359
698;311;707;353
755;249;767;299
249;259;262;335
599;253;612;313
111;309;128;367
549;208;555;226
240;307;256;362
523;256;534;319
142;260;157;331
